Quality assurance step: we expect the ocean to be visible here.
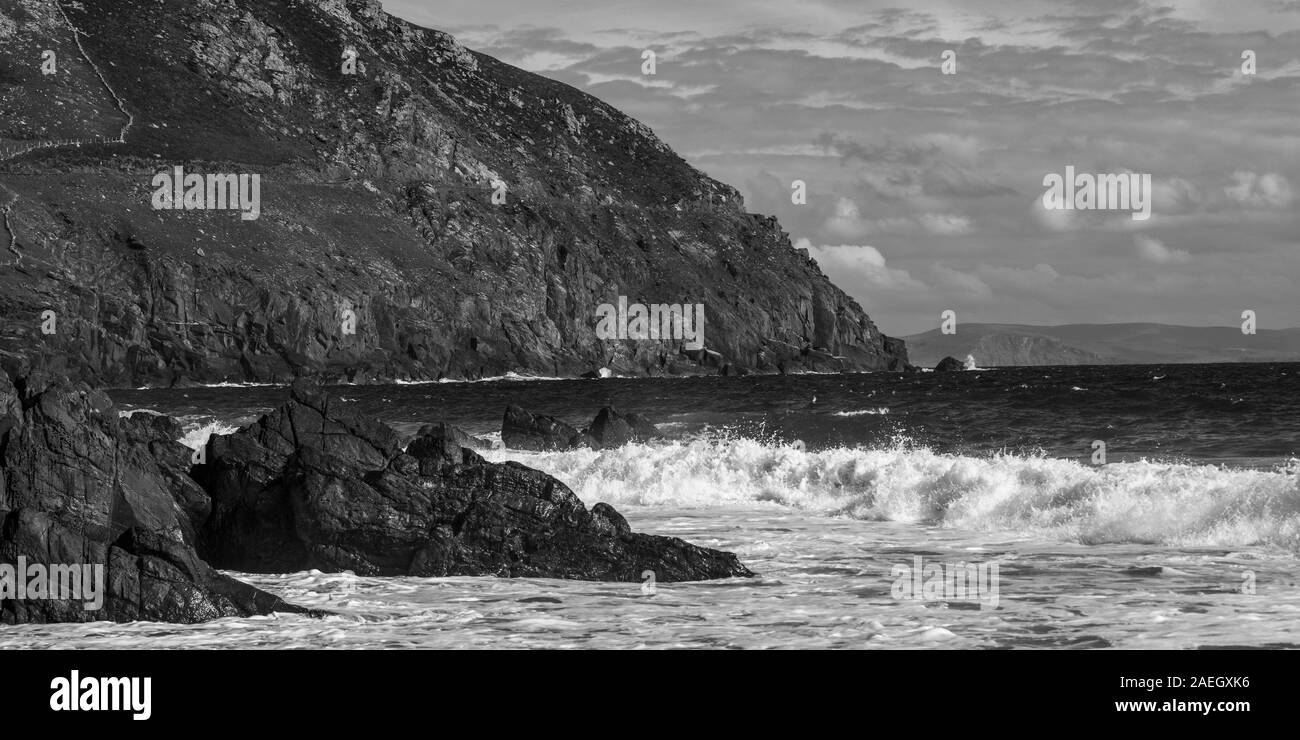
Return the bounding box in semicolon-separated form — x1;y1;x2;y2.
3;363;1297;649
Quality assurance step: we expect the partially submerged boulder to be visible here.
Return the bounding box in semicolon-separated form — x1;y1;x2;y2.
195;382;752;581
502;404;666;451
934;356;964;372
584;406;664;450
501;404;585;451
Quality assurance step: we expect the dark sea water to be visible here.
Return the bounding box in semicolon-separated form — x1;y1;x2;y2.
111;362;1300;466
5;364;1297;649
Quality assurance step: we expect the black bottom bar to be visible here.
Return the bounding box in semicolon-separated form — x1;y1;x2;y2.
3;648;1284;730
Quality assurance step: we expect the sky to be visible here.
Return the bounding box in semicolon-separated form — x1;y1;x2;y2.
383;0;1300;336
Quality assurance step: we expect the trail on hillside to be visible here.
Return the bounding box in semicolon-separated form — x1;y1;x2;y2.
0;0;133;164
1;188;19;264
53;0;133;143
0;0;137;269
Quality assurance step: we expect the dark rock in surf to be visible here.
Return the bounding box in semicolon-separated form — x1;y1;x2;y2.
194;382;752;582
501;404;587;451
0;373;311;624
934;356;964;372
584;406;664;450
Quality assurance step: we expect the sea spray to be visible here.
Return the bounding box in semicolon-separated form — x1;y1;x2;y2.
178;419;242;452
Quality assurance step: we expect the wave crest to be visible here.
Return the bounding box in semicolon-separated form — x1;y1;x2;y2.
483;438;1300;550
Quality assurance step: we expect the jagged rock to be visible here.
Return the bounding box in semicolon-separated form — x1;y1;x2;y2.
0;374;310;624
585;406;664;450
194;382;753;581
0;371;19;439
934;356;964;372
501;404;586;451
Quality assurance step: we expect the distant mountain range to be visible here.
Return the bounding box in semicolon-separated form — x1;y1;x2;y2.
902;323;1300;367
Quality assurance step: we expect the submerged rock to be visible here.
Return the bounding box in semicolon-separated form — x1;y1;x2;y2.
195;381;753;582
0;373;310;624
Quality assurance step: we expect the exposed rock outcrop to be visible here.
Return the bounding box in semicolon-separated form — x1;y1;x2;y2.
0;372;310;624
501;405;665;452
194;381;753;582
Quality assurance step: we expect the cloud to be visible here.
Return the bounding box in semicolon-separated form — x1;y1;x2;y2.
819;206;972;236
931;263;993;299
1134;235;1191;264
1225;171;1294;208
1151;176;1204;215
919;161;1016;198
823;197;871;237
1034;196;1078;232
797;239;926;291
917;212;973;235
812;132;935;165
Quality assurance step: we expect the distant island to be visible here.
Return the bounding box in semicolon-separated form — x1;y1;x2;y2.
902;323;1300;366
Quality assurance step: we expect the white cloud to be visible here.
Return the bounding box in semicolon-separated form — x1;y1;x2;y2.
1225;171;1294;209
823;197;870;238
1134;235;1191;265
918;213;973;235
1151;176;1203;214
797;239;925;290
1034;196;1078;232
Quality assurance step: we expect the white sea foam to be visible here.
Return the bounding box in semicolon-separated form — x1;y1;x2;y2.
130;381;280;390
483;438;1300;551
119;407;165;417
201;381;280;388
833;408;890;417
394;372;569;385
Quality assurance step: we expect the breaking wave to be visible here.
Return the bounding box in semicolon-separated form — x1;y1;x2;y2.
483;437;1300;550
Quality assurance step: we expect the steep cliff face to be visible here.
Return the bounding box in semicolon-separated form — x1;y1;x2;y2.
0;0;908;386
